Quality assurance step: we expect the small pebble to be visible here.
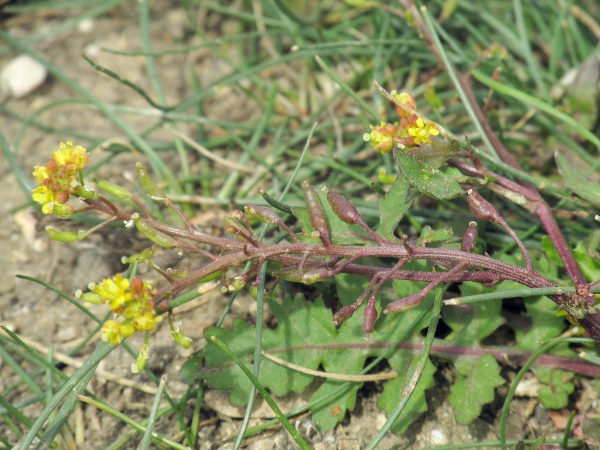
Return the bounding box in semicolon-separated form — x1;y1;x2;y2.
0;55;48;100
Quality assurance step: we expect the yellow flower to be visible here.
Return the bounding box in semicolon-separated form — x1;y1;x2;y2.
93;274;133;311
33;166;50;184
53;141;89;172
407;118;440;144
101;320;136;344
32;186;55;211
363;122;401;154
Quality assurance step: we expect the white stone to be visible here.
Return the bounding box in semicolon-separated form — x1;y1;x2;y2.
0;55;47;99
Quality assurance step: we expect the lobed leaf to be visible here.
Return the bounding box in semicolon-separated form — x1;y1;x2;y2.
377;175;411;241
448;354;505;424
394;149;465;200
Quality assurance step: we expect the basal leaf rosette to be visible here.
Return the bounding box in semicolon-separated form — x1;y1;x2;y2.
31;141;89;218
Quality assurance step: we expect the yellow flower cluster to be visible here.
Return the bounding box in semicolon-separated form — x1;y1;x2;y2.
87;274;162;345
32;142;89;217
363;92;439;154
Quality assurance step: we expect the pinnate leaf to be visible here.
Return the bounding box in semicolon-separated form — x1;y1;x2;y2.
448;354;505;424
394;149;465;200
377;175;411;241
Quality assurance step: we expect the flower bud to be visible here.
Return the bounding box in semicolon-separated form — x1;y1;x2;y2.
244;204;281;225
363;303;378;334
466;189;500;223
461;221;478;253
333;306;355;326
384;292;424;314
93;178;132;199
133;214;177;248
325;189;361;225
136;162;167;201
303;181;331;246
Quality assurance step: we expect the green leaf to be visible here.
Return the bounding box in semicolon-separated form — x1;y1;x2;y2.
417;225;453;247
443;282;505;346
536;368;574;409
394;149;465;200
377;175;411;241
514;295;566;352
573;240;600;282
377;356;436;435
555;151;600;206
448;355;505;424
203;281;434;432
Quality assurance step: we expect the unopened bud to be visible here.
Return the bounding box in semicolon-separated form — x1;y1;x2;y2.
333;306;355;326
244;204;281;225
384;292;424;314
461;221;478;253
363;303;378;334
466;189;500;223
325;189;361;224
303;181;331;246
136;162;167;201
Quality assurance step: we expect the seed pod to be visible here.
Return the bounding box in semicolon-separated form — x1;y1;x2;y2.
245;204;281;225
134;215;177;248
461;221;478;253
303;181;331;246
276;267;331;284
466;189;500;223
325;189;361;224
45;225;84;243
363;303;378;334
93;178;132;199
384;292;424;314
136;162;167;200
333;306;355;326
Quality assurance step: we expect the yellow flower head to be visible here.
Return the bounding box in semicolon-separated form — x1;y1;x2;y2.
31;142;90;216
363;122;401;154
407;118;440;144
92;274;133;311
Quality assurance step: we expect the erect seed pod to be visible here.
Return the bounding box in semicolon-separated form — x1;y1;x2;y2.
384;292;425;314
363;302;378;334
333;306;355;326
136;162;167;201
461;221;478;253
303;181;331;246
325;188;361;224
466;189;500;223
244;204;281;225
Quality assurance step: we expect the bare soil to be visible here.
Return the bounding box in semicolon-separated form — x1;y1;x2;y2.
1;3;597;449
